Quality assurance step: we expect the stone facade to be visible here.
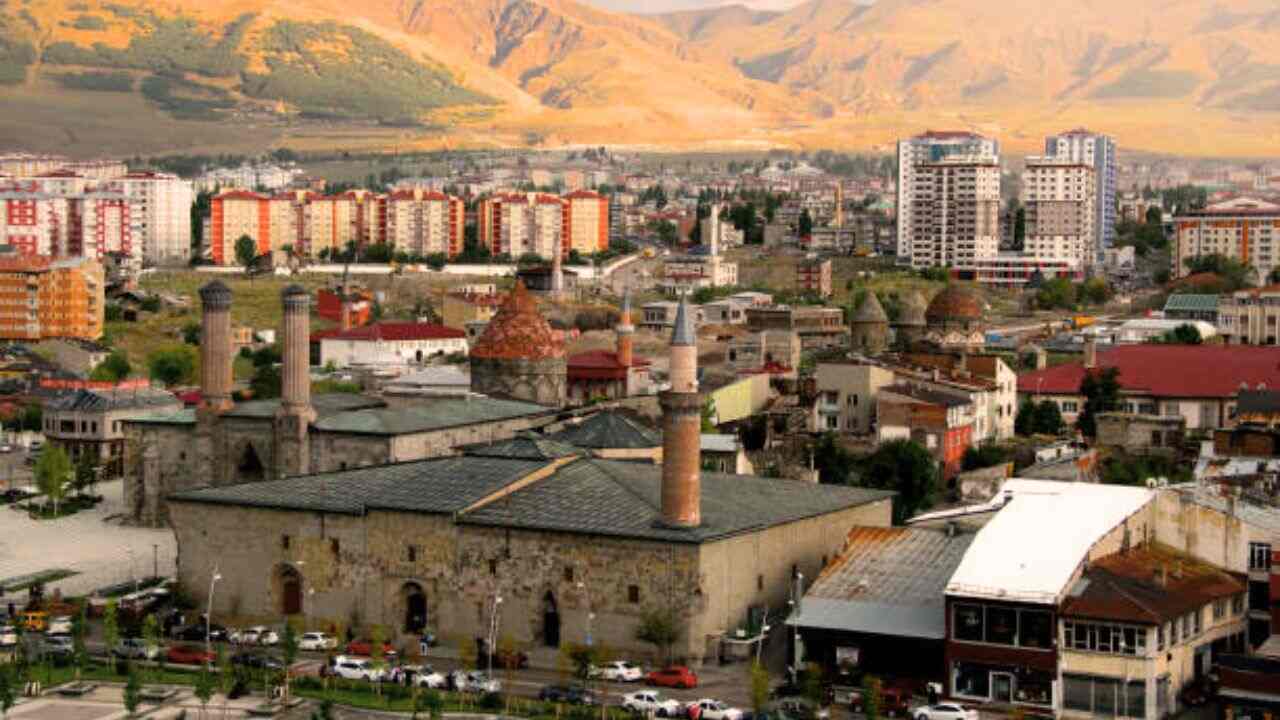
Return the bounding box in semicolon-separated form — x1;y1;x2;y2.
166;495;892;663
1096;412;1186;457
471;356;567;408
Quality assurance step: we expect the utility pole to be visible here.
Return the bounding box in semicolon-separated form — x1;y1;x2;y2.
152;544;158;580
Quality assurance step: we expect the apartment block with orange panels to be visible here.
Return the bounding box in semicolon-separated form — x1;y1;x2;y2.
0;255;103;341
1173;198;1280;281
478;190;610;259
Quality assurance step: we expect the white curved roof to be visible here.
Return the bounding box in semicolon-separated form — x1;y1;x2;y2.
944;479;1153;605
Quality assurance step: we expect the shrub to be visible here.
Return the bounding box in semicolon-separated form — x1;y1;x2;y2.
0;35;35;86
53;70;133;92
72;15;107;31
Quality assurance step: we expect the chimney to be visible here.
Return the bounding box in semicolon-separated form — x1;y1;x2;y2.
616;287;634;368
198;281;233;411
1084;336;1097;369
660;294;701;528
280;285;312;411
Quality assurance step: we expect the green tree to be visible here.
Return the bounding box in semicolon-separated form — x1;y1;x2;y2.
124;669;141;717
147;346;197;386
71;605;89;682
73;450;98;496
368;624;386;696
1153;323;1203;345
281;620;299;701
857;440;940;523
1014;400;1035;437
861;675;883;720
34;445;72;517
143;613;162;681
1080;277;1112;305
1182;254;1253;291
0;666;13;719
749;661;770;717
701;399;717;433
89;350;132;382
798;209;813;237
249;364;282;399
194;662;216;718
1032;401;1064;435
634;608;678;664
1078;367;1121;439
182;322;202;345
813;433;856;485
103;600;120;669
234;234;258;272
1035;277;1078;310
1013;206;1026;250
961;444;1010;472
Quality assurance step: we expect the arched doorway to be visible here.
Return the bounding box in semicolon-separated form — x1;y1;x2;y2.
542;590;560;648
238;443;265;482
401;583;427;634
275;565;303;616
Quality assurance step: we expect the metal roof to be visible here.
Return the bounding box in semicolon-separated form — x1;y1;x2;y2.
224;393;384;420
1062;543;1246;625
46;388;181;413
548;412;660;449
672;297;696;345
312;396;551;436
1162;294;1219;313
791;526;975;639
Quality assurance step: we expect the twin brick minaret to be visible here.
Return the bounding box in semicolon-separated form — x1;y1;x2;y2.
616;288;634;368
660;294;702;528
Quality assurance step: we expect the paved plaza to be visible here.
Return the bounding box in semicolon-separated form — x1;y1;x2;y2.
0;479;177;601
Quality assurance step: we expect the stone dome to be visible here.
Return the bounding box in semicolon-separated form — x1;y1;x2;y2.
470;281;565;360
897;291;927;327
925;285;984;325
852;292;889;324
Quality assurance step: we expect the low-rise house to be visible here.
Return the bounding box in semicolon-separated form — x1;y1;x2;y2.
442;291;502;331
796;258;833;298
700;434;753;475
316;323;468;368
33;338;110;377
728;331;801;377
44;380;181;476
810;362;894;434
877;384;975;479
747;306;847;350
1096;412;1186;456
701;299;747;325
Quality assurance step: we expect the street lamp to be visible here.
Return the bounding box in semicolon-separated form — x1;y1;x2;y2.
486;595;503;678
790;573;805;673
205;566;222;659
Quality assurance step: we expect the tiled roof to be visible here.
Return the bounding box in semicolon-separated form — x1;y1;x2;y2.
313;322;465;342
852;293;889;324
925;286;983;323
47;388;181;412
460;458;895;543
169;455;551;515
567;350;651;370
1062;544;1246;625
311;396;551;435
793;526;975;639
1017;345;1280;399
470;282;565;360
224;393;384;420
461;432;583;461
548;412;660;449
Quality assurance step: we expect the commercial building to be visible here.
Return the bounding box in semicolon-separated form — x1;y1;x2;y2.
1216;285;1280;345
1043;129;1117;260
896;131;1000;269
1173;198;1280;281
0;255;103;340
1022;157;1096;269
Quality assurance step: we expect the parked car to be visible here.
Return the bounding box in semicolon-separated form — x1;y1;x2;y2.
332;656;387;682
0;444;14;453
481;646;529;670
0;625;17;647
540;684;600;705
229;627;260;645
42;635;74;664
910;704;979;720
299;632;337;652
112;637;160;660
171;624;228;643
254;627;280;646
345;639;397;659
772;697;830;720
45;615;73;635
231;652;284;671
167;644;216;666
399;665;447;689
622;690;684;718
591;660;644;682
646;666;699;689
851;685;911;716
686;699;744;720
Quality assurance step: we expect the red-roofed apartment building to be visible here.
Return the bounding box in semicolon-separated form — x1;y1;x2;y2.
315;322;468;368
1017;343;1280;430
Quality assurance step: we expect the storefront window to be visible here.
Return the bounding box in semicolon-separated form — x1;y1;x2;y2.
1064;676;1092;712
954;663;990;699
1021;610;1052;648
986;607;1018;645
1124;681;1146;718
954;604;984;643
1094;678;1118;716
1015;673;1053;706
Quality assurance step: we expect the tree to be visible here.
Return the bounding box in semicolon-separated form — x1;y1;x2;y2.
1014;400;1035;437
249;364;282;399
749;661;770;717
424;253;447;271
89;350;131;382
71;605;89;682
234;234;258;273
369;625;386;696
813;433;856;485
103;600;120;672
701;399;717;433
195;663;216;719
961;444;1010;472
1032;401;1064;436
147;346;197;387
857;440;940;523
1182;254;1253;291
1080;277;1112;306
634;608;678;664
798;209;813;238
73;450;98;497
34;445;72;517
124;669;141;717
861;675;883;720
1013;207;1026;250
1035;277;1078;310
143;613;162;682
1153;323;1203;345
182;322;202;345
281;620;299;702
0;666;13;719
1078;367;1121;439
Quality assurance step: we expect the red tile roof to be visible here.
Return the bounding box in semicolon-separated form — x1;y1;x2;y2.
314;322;465;342
567;349;651;369
1018;344;1280;399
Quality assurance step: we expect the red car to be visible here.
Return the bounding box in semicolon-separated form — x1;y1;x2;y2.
166;644;216;666
646;666;699;689
345;640;398;659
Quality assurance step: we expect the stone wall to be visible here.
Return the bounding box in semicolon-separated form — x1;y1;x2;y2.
124;422;200;526
1097;413;1185;456
471;357;567;408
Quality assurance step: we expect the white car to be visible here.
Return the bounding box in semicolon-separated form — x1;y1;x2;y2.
255;627;280;646
299;632;337;651
332;656;388;682
229;628;259;645
622;691;683;718
590;660;644;682
0;625;17;647
46;616;73;635
911;704;979;720
452;671;501;693
406;665;447;689
687;699;744;720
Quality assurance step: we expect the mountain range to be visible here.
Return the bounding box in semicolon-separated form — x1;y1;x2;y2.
0;0;1278;157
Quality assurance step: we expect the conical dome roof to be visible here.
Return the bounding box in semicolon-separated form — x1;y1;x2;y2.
897;290;927;326
852;292;889;324
470;281;565;360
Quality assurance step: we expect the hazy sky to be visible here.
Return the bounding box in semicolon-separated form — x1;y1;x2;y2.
583;0;804;13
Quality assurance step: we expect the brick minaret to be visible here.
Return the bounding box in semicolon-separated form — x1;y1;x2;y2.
617;287;634;368
274;285;316;478
198;281;234;412
338;264;354;332
551;233;565;297
660;295;701;528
